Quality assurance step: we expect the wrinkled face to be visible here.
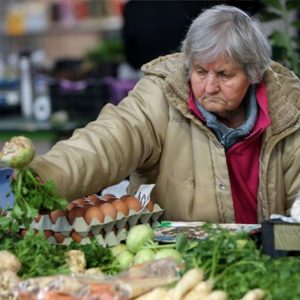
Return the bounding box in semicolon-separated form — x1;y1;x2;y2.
190;56;250;119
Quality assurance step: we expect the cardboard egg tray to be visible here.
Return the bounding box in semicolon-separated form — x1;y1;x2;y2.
30;203;164;247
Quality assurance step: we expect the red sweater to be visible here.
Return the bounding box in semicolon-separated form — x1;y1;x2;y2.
189;82;271;223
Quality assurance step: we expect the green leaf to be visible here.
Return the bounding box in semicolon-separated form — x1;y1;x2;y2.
176;233;188;252
12;203;23;218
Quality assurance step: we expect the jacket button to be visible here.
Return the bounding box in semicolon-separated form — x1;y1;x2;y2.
219;183;226;190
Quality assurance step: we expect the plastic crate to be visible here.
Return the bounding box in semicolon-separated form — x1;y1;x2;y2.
0;167;14;210
49;78;108;119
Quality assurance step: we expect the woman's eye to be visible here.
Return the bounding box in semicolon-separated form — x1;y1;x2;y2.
220;72;231;79
197;70;207;76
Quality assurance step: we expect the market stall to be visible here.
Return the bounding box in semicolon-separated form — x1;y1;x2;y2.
1;136;300;300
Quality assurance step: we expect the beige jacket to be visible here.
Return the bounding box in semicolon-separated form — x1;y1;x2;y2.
31;53;300;223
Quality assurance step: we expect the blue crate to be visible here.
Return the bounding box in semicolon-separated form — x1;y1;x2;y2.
0;167;14;209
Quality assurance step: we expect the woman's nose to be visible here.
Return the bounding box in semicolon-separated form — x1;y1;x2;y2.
205;74;219;94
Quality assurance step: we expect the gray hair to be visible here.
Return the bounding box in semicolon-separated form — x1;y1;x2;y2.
181;5;271;83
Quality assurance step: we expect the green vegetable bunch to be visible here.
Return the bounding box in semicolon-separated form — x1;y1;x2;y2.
0;136;68;230
70;238;121;275
0;229;118;279
176;225;300;300
111;224;182;271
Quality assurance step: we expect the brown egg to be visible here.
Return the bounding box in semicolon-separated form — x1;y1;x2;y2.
112;199;129;216
50;209;67;224
67;202;78;211
19;229;27;238
146;199;154;212
121;195;142;212
34;212;49;223
54;232;65;243
105;196;119;203
85;194;99;204
93;199;106;207
100;203;117;219
82;201;94;209
100;193;116;201
73;198;88;206
84;206;105;225
71;230;82;243
34;215;41;223
67;206;85;224
44;230;54;238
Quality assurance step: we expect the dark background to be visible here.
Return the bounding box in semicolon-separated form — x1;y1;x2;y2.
122;0;265;70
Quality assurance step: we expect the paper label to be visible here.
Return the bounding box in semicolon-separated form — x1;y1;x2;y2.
135;184;155;208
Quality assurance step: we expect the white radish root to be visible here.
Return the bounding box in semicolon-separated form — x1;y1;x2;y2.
182;280;214;300
205;290;228;300
135;287;169;300
240;289;265;300
171;268;204;300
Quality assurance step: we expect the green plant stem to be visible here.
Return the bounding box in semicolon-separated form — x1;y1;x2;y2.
214;260;266;283
209;242;220;279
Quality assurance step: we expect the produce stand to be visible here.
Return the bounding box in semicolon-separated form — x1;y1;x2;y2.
1;166;300;299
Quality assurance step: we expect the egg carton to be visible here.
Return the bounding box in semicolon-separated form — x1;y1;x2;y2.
41;227;137;247
32;204;164;246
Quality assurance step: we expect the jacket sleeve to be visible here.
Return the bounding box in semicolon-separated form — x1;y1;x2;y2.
283;134;300;215
30;76;168;200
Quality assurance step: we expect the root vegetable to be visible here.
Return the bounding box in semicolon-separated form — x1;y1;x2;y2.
206;290;228;300
171;268;204;300
134;249;155;265
65;250;86;274
116;250;134;270
84;267;103;275
154;249;182;263
126;224;154;253
0;269;20;292
182;280;213;300
135;288;168;300
0;250;21;273
240;289;265;300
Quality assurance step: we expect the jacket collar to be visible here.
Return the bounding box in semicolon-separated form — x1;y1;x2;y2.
142;53;300;135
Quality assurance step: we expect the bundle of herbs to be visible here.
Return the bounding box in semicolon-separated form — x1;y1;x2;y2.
176;225;300;300
0;229;119;279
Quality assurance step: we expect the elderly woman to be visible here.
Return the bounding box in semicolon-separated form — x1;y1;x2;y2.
30;5;300;224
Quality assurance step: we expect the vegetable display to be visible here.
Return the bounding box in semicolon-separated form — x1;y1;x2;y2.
176;226;300;300
1;136;300;299
112;224;182;271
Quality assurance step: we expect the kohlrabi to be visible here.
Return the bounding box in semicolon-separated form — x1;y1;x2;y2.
115;250;134;270
126;224;155;253
0;136;67;230
154;249;182;263
133;249;155;265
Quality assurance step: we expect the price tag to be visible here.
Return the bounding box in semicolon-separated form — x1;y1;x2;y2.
0;167;14;209
135;184;155;208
